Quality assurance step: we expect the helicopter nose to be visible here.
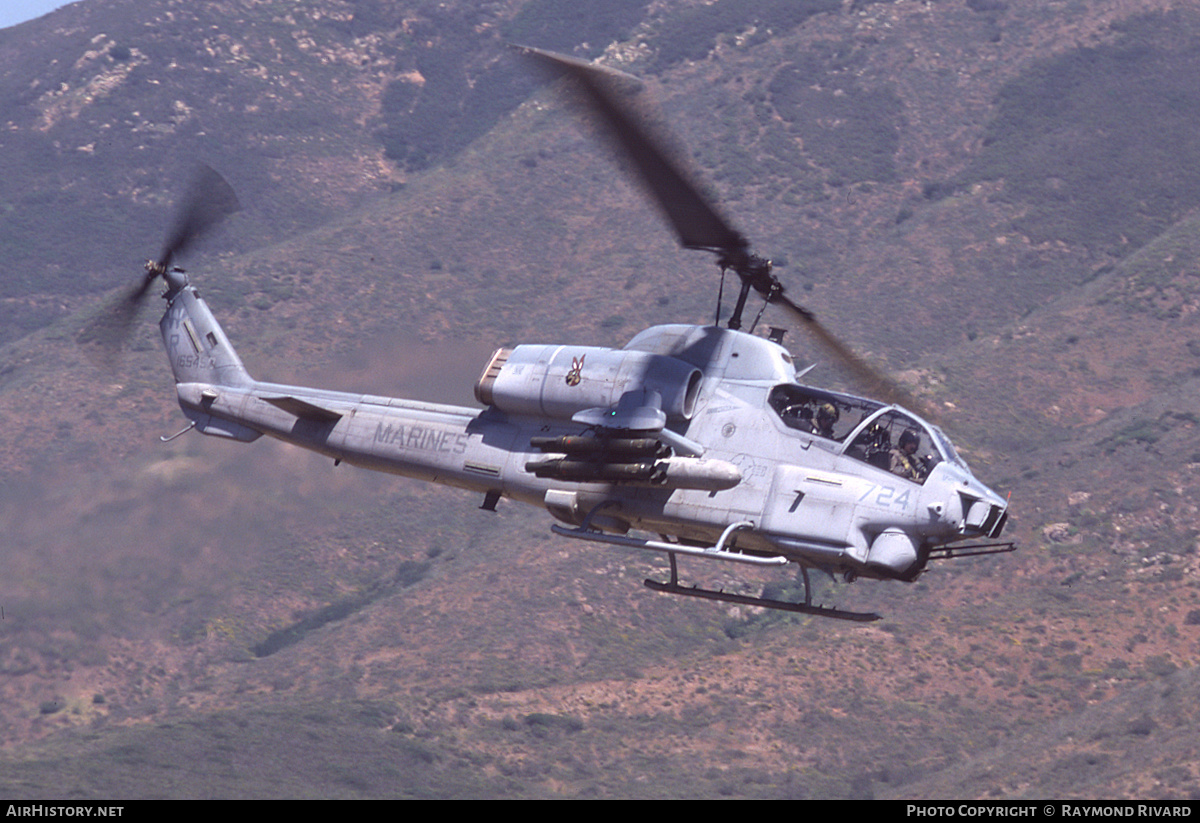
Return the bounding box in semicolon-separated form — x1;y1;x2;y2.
960;490;1008;539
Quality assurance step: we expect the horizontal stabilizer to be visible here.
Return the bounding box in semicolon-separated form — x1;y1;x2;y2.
263;395;343;423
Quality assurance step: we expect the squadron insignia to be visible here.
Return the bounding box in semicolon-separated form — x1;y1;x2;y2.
565;354;585;386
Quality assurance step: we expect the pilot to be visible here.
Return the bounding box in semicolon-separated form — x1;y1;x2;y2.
890;429;928;482
780;402;813;430
812;403;839;439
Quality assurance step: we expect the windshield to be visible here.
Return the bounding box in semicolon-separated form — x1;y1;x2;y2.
768;383;969;484
841;408;950;485
929;424;966;469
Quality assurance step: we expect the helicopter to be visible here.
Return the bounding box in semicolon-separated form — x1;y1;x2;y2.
116;47;1012;623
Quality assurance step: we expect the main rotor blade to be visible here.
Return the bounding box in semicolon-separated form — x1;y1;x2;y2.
773;291;932;418
519;46;747;258
519;48;931;417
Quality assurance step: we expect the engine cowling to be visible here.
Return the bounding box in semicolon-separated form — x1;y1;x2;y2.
475;344;702;423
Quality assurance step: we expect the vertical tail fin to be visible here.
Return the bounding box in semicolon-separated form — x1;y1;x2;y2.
159;283;252;388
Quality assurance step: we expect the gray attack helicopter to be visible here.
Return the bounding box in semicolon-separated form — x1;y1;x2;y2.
115;48;1012;623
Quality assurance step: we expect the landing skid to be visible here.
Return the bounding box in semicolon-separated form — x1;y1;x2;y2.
644;556;881;623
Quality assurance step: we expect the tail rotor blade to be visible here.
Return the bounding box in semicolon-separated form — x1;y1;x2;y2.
156;162;241;270
80;163;239;368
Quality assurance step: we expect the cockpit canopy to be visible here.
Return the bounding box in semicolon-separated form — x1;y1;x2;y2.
768;384;964;484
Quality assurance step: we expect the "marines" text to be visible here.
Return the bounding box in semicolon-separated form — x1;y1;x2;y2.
374;423;468;455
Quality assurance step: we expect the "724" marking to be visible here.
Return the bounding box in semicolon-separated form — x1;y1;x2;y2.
859;484;911;511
